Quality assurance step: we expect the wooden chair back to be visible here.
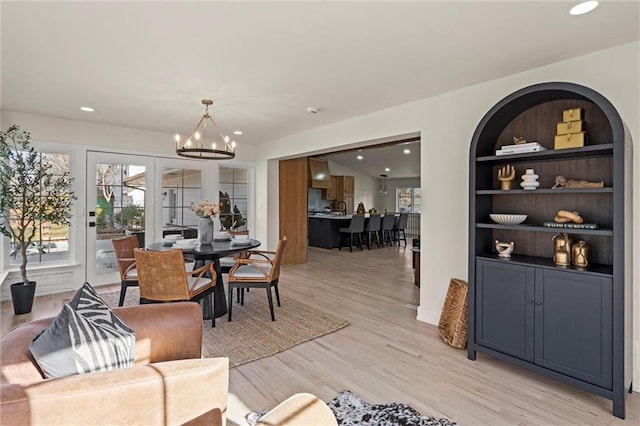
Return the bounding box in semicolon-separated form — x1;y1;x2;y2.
270;236;288;281
133;248;191;301
112;236;139;280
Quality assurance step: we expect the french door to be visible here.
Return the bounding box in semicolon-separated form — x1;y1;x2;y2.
86;152;155;285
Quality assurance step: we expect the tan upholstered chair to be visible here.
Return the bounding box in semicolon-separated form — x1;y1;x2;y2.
111;236;140;306
133;248;217;326
227;236;287;321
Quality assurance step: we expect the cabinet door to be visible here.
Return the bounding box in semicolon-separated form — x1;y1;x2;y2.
476;260;535;362
343;176;354;195
534;269;612;388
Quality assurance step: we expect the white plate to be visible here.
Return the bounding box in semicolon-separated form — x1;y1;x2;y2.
173;243;197;250
231;239;253;246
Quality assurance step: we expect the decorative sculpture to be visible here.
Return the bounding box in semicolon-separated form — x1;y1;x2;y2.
552;233;573;267
554;209;583;224
571;240;590;268
551;175;604;189
513;136;527;144
495;240;514;258
497;164;516;190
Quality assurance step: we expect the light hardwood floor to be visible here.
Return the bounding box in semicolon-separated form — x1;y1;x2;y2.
2;245;638;425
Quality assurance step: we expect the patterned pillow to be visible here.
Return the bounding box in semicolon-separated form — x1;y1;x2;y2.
29;282;135;379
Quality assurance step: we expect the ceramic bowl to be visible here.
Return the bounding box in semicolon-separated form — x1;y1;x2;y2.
489;214;527;225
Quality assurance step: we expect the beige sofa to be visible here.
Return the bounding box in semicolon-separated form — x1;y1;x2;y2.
0;302;336;425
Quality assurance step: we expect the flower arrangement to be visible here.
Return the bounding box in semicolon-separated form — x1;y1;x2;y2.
190;200;219;218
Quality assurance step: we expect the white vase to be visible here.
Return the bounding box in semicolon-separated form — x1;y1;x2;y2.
520;169;540;190
198;217;213;244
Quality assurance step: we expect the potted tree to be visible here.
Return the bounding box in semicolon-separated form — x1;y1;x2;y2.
0;125;75;314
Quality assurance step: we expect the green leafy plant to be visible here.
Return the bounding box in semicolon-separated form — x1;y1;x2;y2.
114;204;145;229
0;125;76;285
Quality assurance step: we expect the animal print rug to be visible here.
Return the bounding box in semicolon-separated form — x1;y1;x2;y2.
246;390;459;426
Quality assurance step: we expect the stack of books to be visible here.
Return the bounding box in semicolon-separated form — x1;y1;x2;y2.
496;142;546;156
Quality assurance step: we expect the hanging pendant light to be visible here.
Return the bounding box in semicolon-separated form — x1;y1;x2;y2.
175;99;236;160
379;174;388;196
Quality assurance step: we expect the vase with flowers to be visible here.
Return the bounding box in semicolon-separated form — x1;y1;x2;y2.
190;200;220;244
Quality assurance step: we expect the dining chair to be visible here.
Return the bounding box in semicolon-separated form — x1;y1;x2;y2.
133;248;217;326
227;236;287;321
362;213;382;249
380;214;396;246
338;214;365;252
393;212;409;246
112;236;141;307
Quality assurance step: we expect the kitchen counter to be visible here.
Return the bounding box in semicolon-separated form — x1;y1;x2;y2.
308;213;393;249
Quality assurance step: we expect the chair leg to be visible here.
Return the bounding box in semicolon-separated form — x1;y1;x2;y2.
209;293;215;328
266;288;275;321
349;234;353;252
365;232;371;249
375;231;381;248
228;284;234;322
274;283;281;306
358;233;363;251
118;283;127;307
240;288;245;305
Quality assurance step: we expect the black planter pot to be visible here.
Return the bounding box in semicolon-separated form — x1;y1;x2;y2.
10;281;36;315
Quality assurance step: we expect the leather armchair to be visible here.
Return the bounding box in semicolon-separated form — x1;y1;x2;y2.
1;302;228;425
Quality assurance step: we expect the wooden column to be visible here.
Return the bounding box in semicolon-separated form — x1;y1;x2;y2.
279;157;308;265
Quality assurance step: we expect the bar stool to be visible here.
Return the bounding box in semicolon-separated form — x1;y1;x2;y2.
338;214;365;252
362;214;381;249
380;214;395;246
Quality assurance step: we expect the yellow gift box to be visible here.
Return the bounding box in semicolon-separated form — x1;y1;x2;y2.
562;108;584;122
554;132;587;149
556;120;586;135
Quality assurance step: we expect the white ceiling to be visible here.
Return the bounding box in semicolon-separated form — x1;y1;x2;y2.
2;1;639;167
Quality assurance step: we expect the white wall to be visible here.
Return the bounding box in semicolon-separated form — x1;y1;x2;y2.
254;41;639;388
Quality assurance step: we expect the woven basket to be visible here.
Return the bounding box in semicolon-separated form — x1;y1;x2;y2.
437;278;468;349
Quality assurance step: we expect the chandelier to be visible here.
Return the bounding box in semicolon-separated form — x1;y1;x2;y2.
379;174;388;196
175;99;236;160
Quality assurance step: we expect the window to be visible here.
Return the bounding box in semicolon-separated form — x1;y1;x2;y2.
161;168;203;238
397;187;421;213
219;166;249;231
10;152;72;266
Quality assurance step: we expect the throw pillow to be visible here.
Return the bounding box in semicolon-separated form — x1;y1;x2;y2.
29;282;135;379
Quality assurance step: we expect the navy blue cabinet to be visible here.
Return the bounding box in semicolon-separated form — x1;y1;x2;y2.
476;259;613;388
468;83;631;419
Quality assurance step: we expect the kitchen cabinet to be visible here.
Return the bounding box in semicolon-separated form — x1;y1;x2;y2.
308;158;331;189
327;175;354;213
468;82;631;418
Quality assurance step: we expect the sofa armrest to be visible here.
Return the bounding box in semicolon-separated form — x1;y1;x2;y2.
1;302;203;385
114;302;203;364
256;393;337;426
0;357;229;426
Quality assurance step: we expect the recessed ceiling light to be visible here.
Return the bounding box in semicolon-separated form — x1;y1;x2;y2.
80;106;94;112
233;131;243;135
403;149;411;154
384;167;390;172
356;155;364;160
570;1;598;15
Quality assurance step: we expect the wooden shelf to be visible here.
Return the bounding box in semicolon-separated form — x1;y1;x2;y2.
476;222;613;236
476;144;613;163
477;253;613;277
476;187;613;195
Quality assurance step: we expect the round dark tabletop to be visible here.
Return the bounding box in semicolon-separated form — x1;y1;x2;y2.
147;239;261;260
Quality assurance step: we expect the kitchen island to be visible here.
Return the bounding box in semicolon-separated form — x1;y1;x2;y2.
308;214;351;249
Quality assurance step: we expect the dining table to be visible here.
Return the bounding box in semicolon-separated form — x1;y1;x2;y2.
147;238;261;318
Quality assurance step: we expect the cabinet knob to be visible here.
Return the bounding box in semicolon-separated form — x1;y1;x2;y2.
527;300;533;304
536;301;542;305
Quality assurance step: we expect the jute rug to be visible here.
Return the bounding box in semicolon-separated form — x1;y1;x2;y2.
247;390;459;426
99;288;349;367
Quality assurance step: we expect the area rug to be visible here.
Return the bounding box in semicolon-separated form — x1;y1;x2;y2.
98;288;349;367
247;390;459;426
